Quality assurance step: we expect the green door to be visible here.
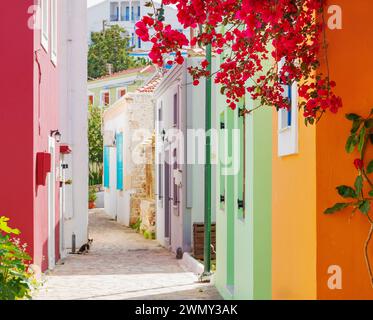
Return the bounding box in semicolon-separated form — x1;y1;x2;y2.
225;108;235;291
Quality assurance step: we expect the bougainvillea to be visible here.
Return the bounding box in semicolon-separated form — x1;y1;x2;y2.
136;0;342;123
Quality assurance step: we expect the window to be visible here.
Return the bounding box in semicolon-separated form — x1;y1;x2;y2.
173;93;179;127
131;6;134;21
138;36;141;49
279;85;292;130
137;6;141;19
125;6;130;21
100;91;110;106
88;94;94;106
116;88;126;99
173;148;179;207
51;0;57;65
41;0;49;51
277;59;298;157
110;2;119;21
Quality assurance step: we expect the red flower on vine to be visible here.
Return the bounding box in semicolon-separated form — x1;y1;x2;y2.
354;159;364;170
137;0;340;122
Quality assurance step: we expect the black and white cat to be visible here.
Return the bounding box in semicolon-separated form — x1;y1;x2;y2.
78;239;93;254
70;239;93;255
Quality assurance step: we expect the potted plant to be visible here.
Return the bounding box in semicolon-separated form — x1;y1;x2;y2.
88;188;97;209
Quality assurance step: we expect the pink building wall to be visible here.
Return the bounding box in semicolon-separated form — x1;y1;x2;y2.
33;0;61;271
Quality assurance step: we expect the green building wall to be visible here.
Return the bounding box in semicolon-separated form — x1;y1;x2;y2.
214;74;272;300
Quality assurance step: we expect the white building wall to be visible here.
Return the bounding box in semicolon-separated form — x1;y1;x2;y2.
87;0;189;49
59;0;89;254
103;93;155;226
155;56;217;254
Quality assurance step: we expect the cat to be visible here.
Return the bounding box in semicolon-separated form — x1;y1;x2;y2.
78;239;93;254
70;239;93;255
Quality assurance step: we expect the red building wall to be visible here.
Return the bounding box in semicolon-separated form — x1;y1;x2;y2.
317;0;373;299
0;0;35;260
0;0;61;272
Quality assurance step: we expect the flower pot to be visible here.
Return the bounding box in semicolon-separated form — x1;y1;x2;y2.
88;201;96;209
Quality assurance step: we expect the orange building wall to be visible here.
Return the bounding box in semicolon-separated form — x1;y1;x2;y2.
316;0;373;299
272;113;317;300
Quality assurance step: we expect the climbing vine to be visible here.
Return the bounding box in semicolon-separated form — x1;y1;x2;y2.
325;111;373;287
136;0;342;123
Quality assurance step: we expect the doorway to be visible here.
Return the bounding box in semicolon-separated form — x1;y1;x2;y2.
48;137;56;270
164;150;171;245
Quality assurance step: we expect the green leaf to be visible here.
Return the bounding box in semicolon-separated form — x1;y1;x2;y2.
325;203;350;214
359;200;371;215
365;119;373;129
337;185;357;199
369;190;373;197
345;135;357;153
367;160;373;174
346;113;361;121
355;175;363;195
351;119;363;134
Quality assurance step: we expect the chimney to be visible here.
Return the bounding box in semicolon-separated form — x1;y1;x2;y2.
106;63;113;75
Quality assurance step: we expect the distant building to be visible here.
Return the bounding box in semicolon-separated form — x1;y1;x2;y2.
87;0;188;50
87;65;156;108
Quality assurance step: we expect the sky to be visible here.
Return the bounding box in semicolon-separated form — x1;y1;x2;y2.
87;0;105;8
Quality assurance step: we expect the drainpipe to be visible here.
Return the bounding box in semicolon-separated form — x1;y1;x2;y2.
203;42;212;278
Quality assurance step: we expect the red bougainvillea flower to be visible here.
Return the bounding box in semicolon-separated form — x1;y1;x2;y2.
354;159;364;170
137;0;340;123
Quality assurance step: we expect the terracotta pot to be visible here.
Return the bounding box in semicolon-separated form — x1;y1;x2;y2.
88;201;96;209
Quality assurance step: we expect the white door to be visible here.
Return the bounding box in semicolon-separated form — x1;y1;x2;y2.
59;158;65;257
48;137;56;269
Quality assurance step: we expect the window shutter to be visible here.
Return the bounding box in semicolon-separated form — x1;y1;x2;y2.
104;146;110;188
116;133;124;190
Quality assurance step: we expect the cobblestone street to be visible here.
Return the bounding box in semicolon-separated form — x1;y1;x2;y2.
33;209;221;300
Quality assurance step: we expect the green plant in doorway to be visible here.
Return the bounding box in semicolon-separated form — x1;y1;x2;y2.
88;104;104;186
131;217;142;233
325;110;373;287
0;217;39;300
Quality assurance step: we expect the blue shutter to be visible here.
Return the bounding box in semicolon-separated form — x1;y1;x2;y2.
287;84;292;127
116;133;124;190
104;146;110;188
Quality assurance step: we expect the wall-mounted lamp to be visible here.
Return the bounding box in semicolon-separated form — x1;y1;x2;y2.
161;129;166;142
50;130;62;143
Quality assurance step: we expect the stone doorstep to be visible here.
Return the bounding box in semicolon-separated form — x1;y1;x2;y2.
178;252;204;276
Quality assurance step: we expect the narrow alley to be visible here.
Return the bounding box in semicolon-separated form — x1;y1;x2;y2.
33;210;221;300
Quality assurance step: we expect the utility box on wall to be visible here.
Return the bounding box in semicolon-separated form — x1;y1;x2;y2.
36;152;51;186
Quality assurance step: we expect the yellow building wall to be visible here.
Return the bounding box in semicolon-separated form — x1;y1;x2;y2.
272;112;317;300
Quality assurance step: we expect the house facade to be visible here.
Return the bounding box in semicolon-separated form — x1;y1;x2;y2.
272;0;373;300
102;74;159;227
213;64;272;299
154;54;217;254
0;0;87;272
88;65;155;108
87;0;187;49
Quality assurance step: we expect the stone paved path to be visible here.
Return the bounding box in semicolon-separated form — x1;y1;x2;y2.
33;209;221;300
